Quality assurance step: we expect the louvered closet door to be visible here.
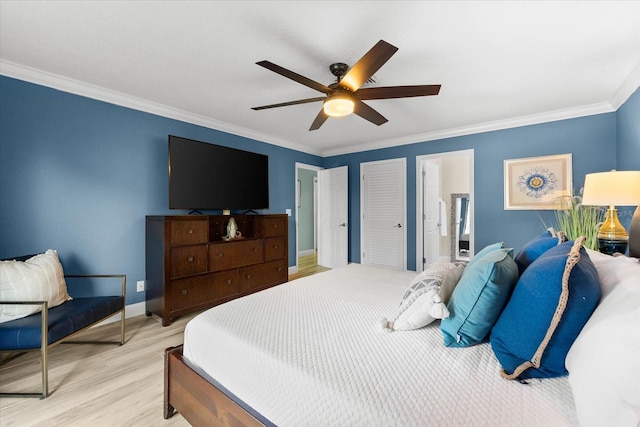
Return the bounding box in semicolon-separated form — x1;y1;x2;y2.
361;158;406;270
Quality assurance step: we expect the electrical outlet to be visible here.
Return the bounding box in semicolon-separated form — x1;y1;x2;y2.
137;280;145;292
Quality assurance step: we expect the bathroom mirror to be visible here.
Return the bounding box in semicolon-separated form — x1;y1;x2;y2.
451;193;470;262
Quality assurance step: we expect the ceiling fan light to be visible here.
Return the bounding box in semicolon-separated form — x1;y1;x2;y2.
323;94;354;117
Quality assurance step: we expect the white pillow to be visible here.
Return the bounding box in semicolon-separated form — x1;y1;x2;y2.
0;250;72;323
566;254;640;427
381;262;465;331
585;248;637;297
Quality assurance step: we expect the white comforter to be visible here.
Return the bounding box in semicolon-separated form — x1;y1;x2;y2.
183;264;577;426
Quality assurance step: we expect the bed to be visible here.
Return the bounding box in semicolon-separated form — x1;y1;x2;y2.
164;234;640;426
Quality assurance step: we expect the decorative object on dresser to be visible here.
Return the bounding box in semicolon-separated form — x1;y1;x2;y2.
145;214;288;326
581;170;640;255
224;217;242;240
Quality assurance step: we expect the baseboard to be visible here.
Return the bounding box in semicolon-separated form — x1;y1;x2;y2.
298;249;315;257
96;301;146;326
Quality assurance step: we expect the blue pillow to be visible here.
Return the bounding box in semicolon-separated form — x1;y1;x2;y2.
490;239;600;379
440;248;519;347
514;229;566;275
465;241;505;270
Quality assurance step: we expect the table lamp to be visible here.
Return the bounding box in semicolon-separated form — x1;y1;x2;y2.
581;170;640;255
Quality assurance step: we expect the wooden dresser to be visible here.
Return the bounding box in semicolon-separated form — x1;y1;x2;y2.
145;214;288;326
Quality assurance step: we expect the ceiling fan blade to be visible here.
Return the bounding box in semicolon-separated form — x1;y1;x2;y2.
252;97;325;110
256;60;331;94
339;40;398;92
357;84;441;100
309;109;329;131
353;99;388;126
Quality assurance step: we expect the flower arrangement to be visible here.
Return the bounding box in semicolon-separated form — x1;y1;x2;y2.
549;193;605;250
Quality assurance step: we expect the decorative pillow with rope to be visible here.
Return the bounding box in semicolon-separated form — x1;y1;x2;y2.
490;237;601;379
514;227;567;275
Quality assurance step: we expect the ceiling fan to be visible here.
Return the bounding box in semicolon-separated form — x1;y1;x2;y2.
252;40;441;131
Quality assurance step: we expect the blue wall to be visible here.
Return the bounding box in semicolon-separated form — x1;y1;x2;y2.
617;88;640;171
615;88;640;229
1;75;638;304
324;113;620;270
0;76;323;304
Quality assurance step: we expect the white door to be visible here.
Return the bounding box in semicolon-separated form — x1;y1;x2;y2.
317;166;348;268
361;159;406;270
423;160;440;268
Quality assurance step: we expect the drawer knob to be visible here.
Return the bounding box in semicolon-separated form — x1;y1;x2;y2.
246;274;251;280
181;289;188;295
218;253;224;257
273;224;278;228
187;256;194;262
187;229;194;234
253;248;258;252
227;279;233;285
274;244;278;249
277;267;282;272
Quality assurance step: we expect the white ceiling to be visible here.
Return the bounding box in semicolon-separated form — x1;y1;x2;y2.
1;1;639;157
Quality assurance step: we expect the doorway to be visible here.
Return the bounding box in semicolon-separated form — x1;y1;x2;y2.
415;150;474;272
295;163;322;274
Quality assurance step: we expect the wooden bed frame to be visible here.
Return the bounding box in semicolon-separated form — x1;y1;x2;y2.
164;345;267;427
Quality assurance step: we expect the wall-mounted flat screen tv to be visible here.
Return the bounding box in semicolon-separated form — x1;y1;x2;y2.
168;135;269;211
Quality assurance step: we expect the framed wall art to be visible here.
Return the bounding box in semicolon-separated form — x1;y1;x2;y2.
504;153;573;210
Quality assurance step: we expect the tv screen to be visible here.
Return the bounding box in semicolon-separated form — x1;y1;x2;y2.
168;135;269;211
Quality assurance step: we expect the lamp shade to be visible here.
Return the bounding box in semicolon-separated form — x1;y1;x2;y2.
581;170;640;206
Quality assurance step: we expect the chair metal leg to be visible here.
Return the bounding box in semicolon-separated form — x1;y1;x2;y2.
120;307;126;345
41;303;48;398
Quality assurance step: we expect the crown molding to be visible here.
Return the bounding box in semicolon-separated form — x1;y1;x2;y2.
610;61;640;110
2;59;637;159
321;102;615;157
0;60;323;157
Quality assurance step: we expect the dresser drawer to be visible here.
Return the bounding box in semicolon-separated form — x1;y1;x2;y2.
170;220;208;245
209;240;264;270
170;245;208;278
259;216;287;238
169;271;240;312
239;259;287;293
264;237;286;261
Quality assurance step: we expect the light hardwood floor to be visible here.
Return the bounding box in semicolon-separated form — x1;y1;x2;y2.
289;253;330;280
0;262;328;426
0;313;193;427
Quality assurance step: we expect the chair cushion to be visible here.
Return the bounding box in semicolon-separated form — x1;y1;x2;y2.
0;296;124;350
